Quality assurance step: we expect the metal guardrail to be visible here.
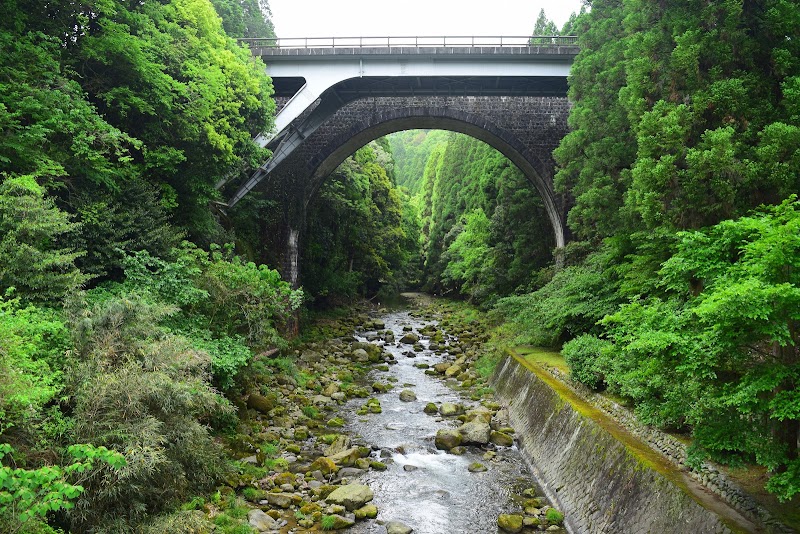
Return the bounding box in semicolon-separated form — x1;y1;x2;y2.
238;35;578;49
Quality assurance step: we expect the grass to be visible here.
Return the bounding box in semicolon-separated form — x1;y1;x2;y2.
321;514;337;530
514;345;570;374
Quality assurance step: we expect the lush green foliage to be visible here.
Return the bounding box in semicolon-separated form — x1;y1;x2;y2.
598;199;800;500
407;131;555;303
0;297;69;439
561;334;612;391
387;130;450;194
494;1;800;502
303;141;417;303
1;0;274;242
0;2;298;530
0;176;87;303
0;443;124;533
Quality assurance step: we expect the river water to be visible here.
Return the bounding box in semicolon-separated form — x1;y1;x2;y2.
341;306;540;534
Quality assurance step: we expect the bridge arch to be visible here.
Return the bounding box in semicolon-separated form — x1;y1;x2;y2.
304;107;566;249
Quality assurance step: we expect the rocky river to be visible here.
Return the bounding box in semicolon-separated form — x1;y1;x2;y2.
238;294;566;533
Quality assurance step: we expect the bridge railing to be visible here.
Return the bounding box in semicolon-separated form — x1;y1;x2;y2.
238;35;578;49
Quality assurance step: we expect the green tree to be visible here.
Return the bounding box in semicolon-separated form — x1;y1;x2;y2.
602;198;800;500
441;208;493;301
210;0;276;38
0;175;87;303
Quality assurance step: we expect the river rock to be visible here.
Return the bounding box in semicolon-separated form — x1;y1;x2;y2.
248;508;278;531
246;393;276;414
399;389;417;402
325;435;351;456
434;429;463;450
385;521;414;534
465;406;493;423
311;394;334;406
497;514;524;533
310;456;337;475
459;421;491;445
352;348;370;362
490;431;515;447
300;349;323;363
400;332;419;344
423;402;438;414
372;382;391;393
433;362;452;374
329;447;364;466
264;492;295;508
355;503;378;519
326;513;356;529
439;402;463;416
322;383;340;397
491;408;511;429
326;483;374;511
444;364;462;377
468;462;487;472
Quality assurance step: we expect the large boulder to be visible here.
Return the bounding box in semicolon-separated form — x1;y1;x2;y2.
439;403;464;417
386;521;414;534
264;492;296;508
329;447;364;466
399;332;420;344
351;348;370;362
498;514;524;533
325;514;356;529
434;429;463;451
326;483;374;511
246;393;276;414
464;406;493;423
458;421;491;445
399;389;417;402
325;435;352;456
490;431;514;447
248;509;278;531
444;364;462;377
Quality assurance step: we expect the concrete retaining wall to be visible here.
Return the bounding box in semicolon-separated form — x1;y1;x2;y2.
491;353;736;534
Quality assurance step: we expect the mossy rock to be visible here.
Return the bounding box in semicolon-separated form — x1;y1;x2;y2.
497;513;524;533
247;393;277;414
327;417;345;427
354;503;378;519
468;462;487;472
309;456;337;475
423;402;438;414
490;431;514;447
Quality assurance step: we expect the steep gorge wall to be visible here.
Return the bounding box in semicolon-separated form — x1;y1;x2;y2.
491;353;738;534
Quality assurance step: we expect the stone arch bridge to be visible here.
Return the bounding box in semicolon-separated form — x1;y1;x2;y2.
220;36;578;285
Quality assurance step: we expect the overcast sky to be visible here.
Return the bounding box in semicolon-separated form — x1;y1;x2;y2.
268;0;585;38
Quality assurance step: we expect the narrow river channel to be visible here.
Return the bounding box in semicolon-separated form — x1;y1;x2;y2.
339;302;544;534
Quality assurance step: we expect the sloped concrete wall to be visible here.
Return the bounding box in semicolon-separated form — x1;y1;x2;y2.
491;354;733;534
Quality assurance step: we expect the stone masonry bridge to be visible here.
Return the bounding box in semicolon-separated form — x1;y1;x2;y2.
221;36;578;285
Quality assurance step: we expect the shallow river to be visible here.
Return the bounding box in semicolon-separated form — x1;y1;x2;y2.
342;306;539;534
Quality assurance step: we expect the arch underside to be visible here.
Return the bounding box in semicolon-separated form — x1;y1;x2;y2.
305;108;567;249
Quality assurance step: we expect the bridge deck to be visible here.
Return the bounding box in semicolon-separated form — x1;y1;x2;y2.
239;35;579;60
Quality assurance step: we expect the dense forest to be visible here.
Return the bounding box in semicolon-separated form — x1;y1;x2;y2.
1;0;799;532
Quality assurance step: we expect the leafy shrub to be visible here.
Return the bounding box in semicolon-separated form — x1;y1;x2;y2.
562;334;612;390
65;294;233;531
493;260;620;346
0;443;124;533
190;332;253;391
0;296;70;439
